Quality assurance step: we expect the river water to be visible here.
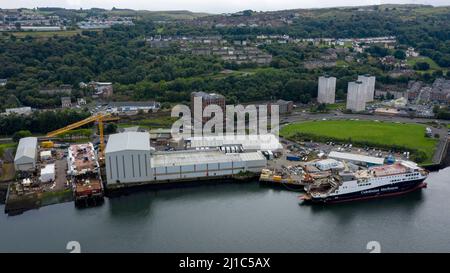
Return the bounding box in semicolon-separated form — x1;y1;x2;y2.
1;167;449;253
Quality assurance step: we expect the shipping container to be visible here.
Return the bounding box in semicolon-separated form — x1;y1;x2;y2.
286;155;301;161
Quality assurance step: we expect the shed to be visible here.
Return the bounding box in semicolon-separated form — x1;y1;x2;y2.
328;151;384;166
14;137;38;172
40;150;52;160
40;164;55;183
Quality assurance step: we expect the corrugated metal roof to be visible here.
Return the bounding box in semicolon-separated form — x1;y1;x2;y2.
328;151;384;165
108;101;158;107
191;91;224;99
105;132;150;153
14;137;37;162
188;134;283;151
152;150;265;168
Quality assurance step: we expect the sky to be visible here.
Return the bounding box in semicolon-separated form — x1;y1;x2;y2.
0;0;448;14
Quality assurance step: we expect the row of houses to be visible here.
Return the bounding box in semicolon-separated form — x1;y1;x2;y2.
407;78;450;104
77;17;134;29
0;9;66;31
191;45;272;65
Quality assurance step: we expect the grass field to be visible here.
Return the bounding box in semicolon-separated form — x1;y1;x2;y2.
325;102;346;110
118;116;178;130
56;128;92;138
280;120;438;163
0;143;16;158
406;56;441;71
0;163;15;182
8;30;83;39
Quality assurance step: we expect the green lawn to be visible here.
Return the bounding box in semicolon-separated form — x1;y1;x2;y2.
336;60;349;67
9;30;83;38
0;162;15;182
280;120;438;163
0;143;16;158
407;56;441;71
326;102;346;110
118;116;178;130
56;129;92;138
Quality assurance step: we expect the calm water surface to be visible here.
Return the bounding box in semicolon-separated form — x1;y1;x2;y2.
1;167;450;253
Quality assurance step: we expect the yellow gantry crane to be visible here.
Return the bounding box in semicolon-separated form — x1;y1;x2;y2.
44;113;119;159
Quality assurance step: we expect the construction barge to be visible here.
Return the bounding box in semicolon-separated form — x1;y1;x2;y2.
67;143;104;206
259;168;305;188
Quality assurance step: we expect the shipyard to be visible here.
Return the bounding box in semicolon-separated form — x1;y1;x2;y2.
3;3;450;257
3;108;446;214
2;87;449;214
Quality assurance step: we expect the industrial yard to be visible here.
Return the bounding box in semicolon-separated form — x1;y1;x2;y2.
2;109;448;215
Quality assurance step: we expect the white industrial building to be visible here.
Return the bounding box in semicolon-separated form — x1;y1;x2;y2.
4;107;32;116
346;81;367;112
14;137;38;172
317;76;336;104
40;164;55;183
105;132;153;184
315;159;345;171
40;150;52;161
358;75;376;102
107;101;160;114
187;134;283;153
328;151;385;167
151;150;266;181
105;132;267;185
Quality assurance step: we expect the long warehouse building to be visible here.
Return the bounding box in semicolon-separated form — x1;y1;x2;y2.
187;134;283;153
14;137;38;172
105;132;267;185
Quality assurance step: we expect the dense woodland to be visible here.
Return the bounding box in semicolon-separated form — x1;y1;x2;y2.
0;109;90;135
0;5;449;113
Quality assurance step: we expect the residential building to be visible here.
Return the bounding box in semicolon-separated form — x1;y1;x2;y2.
317;76;336;104
346;81;366;112
77;98;87;106
90;82;113;99
61;97;72;108
357;75;376;102
375;90;407;100
190;92;226;124
272;99;294;114
430;78;450;104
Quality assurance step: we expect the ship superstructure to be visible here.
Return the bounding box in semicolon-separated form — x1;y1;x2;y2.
301;160;428;203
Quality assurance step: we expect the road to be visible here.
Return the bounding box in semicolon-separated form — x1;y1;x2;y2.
282;111;450;125
279;111;450;165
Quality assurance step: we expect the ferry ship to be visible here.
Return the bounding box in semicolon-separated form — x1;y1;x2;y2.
301;160;428;203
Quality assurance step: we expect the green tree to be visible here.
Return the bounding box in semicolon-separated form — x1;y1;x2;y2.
12;130;32;142
393;50;406;60
414;62;430;71
105;123;118;134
